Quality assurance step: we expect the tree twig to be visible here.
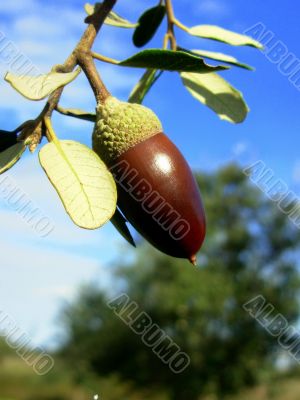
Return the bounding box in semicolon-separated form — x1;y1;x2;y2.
92;52;119;65
165;0;177;50
40;0;117;123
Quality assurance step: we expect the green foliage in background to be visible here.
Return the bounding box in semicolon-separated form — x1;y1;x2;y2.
58;164;300;400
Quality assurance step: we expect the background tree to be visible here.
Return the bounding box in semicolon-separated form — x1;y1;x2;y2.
59;164;300;400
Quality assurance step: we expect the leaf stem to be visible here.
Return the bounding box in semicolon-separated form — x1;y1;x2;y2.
165;0;177;50
173;18;190;33
44;117;60;145
55;106;96;122
92;52;119;65
165;0;175;22
163;33;170;50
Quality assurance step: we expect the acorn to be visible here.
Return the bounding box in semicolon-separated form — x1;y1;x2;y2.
92;96;206;265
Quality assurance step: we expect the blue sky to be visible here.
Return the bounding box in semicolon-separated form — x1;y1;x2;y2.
0;0;299;349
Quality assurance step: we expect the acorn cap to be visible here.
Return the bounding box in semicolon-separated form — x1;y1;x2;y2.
93;96;162;165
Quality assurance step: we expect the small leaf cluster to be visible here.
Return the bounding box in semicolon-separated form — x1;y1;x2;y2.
88;1;262;122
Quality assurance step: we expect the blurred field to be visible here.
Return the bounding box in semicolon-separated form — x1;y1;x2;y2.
1;342;300;400
0;339;167;400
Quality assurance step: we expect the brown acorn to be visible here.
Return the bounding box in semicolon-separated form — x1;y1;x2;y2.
93;96;206;264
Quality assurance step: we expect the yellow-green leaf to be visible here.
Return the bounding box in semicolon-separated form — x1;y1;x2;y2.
39;140;117;229
181;72;249;124
85;2;98;15
0;141;26;175
105;11;137;28
85;3;137;28
56;106;96;122
5;68;81;101
128;69;158;104
191;49;253;70
189;25;263;49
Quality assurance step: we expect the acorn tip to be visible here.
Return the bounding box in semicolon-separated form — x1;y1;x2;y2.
189;254;197;266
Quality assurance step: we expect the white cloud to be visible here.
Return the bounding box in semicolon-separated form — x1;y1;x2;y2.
195;0;231;18
0;239;110;346
0;83;43;121
36;285;78;301
14;16;65;38
114;0;147;19
0;0;38;13
232;141;249;157
101;65;140;95
16;39;76;61
292;161;300;184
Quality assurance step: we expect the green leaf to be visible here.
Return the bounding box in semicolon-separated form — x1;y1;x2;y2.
119;49;229;73
56;106;96;122
0;141;26;175
181;72;249;124
5;68;81;101
84;3;95;15
179;48;253;70
189;25;263;49
105;10;137;28
0;130;18;152
128;69;159;104
39;140;117;229
110;208;136;247
85;3;137;28
133;5;166;47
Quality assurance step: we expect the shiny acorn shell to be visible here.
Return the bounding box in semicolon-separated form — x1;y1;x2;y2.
109;132;206;263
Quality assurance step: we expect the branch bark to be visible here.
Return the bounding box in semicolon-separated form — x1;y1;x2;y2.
165;0;177;50
42;0;117;121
